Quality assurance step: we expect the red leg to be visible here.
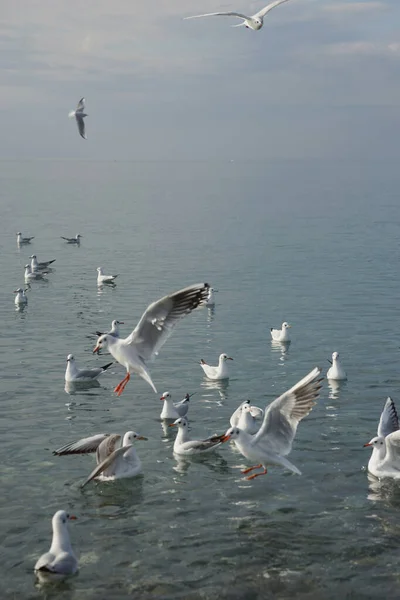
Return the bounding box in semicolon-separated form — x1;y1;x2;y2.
114;373;130;396
241;463;262;475
247;467;268;480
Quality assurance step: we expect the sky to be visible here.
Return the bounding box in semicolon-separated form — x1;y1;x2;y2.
1;0;400;160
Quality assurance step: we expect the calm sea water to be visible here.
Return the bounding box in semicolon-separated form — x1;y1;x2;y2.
2;159;400;599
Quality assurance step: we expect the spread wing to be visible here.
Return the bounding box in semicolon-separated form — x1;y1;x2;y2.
126;283;209;363
253;367;323;456
81;444;131;487
76;97;85;111
378;397;399;438
184;11;248;20
53;433;110;455
76;115;86;139
96;434;122;463
255;0;291;19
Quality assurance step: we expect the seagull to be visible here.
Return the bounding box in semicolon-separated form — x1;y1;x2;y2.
61;234;82;244
14;287;28;305
34;510;78;582
200;353;233;381
95;319;124;338
93;282;210;395
24;264;48;281
54;431;147;486
97;267;118;285
270;322;291;342
206;287;218;307
184;0;291;31
221;367;323;479
65;354;113;382
30;254;56;272
169;417;225;455
236;403;261;435
364;397;400;478
16;232;34;245
68;98;88;139
160;391;193;420
327;352;347;381
230;400;264;428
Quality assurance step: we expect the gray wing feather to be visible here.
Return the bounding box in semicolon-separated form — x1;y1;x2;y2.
76;97;85;111
96;434;122;463
127;283;209;363
185;11;248;20
82;444;131;487
53;433;110;455
76;115;86;139
378;397;399;438
255;0;291;18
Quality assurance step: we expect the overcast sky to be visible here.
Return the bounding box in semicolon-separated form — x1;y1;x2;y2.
1;0;399;160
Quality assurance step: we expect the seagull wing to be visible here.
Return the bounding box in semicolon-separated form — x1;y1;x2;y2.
184;11;249;20
81;444;131;487
254;0;291;18
253;367;322;456
76;114;87;139
378;397;400;438
385;431;400;465
76;97;85;111
96;433;122;463
53;433;110;455
126;283;209;363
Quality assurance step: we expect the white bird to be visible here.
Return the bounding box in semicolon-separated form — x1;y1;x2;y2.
93;283;210;395
221;367;323;479
30;254;56;271
327;352;347;380
61;234;82;244
160;391;192;420
95;319;124;338
54;431;147;486
65;354;113;382
200;353;233;381
68;98;88;139
230;400;263;427
34;510;78;582
97;267;118;285
16;232;34;245
24;264;48;281
206;287;218;307
184;0;291;31
364;397;400;478
14;287;28;305
237;403;261;435
169;417;225;455
270;321;291;342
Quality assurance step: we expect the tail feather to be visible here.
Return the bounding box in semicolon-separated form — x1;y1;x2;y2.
101;362;113;371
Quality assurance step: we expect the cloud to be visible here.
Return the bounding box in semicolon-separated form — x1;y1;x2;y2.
323;40;400;57
323;1;387;14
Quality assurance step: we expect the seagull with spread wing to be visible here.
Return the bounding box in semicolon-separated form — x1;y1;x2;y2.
69;97;88;139
184;0;291;31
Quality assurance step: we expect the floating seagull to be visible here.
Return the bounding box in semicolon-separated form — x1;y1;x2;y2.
95;319;124;338
169;417;225;455
34;510;78;582
184;0;291;31
65;354;113;383
160;391;192;420
230;400;264;428
200;353;233;381
93;283;210;395
30;254;56;272
236;403;262;435
14;287;28;305
24;264;48;281
270;321;291;342
327;352;347;381
61;234;82;244
364;397;400;479
221;367;323;479
53;431;147;486
206;287;218;307
16;232;34;245
97;267;118;286
68;98;88;139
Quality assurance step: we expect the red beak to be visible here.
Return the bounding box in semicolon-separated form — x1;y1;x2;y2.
168;423;176;427
363;443;372;447
93;345;100;354
221;434;231;442
160;396;165;401
69;515;77;520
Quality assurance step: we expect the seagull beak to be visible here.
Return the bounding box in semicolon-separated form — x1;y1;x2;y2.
160;395;166;401
168;423;176;427
137;436;148;441
327;359;332;364
287;325;292;328
363;443;372;447
221;434;231;442
227;357;233;361
93;345;100;354
68;515;77;520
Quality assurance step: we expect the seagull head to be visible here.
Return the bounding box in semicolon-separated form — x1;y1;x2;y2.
66;354;74;363
221;427;240;442
282;322;291;329
363;436;385;449
29;255;37;259
160;392;171;401
76;234;82;239
13;288;23;293
220;353;233;362
93;334;109;354
53;510;77;528
169;417;188;429
332;352;339;361
124;431;148;444
16;232;22;236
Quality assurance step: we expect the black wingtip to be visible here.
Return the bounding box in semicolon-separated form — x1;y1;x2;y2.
101;362;113;371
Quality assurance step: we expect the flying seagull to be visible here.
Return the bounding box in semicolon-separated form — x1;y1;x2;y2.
184;0;291;31
69;98;88;139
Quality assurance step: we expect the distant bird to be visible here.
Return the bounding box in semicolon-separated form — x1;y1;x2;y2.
61;234;82;244
93;283;210;395
68;97;88;139
364;397;400;479
184;0;291;31
54;431;147;486
16;232;34;245
270;321;291;342
65;354;113;382
200;353;233;381
221;367;323;479
206;287;218;307
97;267;118;285
24;264;48;282
95;319;124;338
14;287;28;305
169;417;225;455
230;400;263;428
160;391;192;420
327;352;347;381
30;254;56;272
34;510;78;582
